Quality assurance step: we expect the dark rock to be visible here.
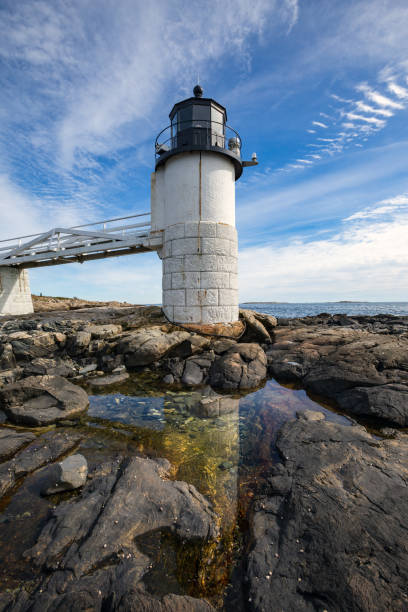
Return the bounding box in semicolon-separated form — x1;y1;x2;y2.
0;368;21;388
182;360;203;386
266;324;408;424
337;383;408;427
14;456;218;611
66;330;92;354
0;429;36;461
162;373;175;384
0;375;89;426
0;342;16;370
0;430;81;498
41;453;88;495
23;357;76;378
8;330;65;360
245;412;408;612
209;343;267;390
239;309;272;343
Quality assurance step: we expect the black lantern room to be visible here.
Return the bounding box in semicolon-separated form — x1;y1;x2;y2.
155;86;244;179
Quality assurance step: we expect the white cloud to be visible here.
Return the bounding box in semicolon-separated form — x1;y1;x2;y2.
345;112;386;127
387;81;408;99
355;101;393;117
312;121;328;128
239;193;408;301
356;84;405;109
0;173;93;241
0;0;299;168
345;194;408;220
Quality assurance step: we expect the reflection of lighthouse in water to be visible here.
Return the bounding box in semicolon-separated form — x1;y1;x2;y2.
164;392;240;531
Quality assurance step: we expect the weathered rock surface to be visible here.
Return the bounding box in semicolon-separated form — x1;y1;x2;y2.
23;356;76;378
209;343;267;390
239;309;275;344
246;411;408;612
4;456;218;611
0;429;36;461
0;375;89;426
88;371;129;387
118;327;191;367
41;453;88;495
0;430;81;498
267;322;408;426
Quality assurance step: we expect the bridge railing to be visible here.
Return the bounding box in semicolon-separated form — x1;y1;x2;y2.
0;212;151;266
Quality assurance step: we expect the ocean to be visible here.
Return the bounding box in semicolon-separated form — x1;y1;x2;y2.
241;302;408;319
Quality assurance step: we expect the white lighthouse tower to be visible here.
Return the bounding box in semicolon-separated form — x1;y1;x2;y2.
151;85;257;325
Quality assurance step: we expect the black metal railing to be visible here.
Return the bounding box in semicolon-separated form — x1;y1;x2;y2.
155;120;241;159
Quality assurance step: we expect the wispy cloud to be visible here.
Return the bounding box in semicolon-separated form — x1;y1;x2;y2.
0;0;299;237
345;193;408;221
312;121;328;128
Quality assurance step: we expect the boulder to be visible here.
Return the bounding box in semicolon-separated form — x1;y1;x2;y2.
0;375;89;426
337;383;408;427
117;327;190;367
23;357;76;378
239;309;272;343
245;413;408;612
209;343;267;390
182;360;203;385
8;330;65;360
41;453;88;495
0;342;16;370
66;330;92;354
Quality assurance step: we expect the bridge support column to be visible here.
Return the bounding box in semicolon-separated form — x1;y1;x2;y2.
0;267;33;316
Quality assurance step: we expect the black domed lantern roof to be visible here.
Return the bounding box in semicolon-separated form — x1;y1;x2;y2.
155;86;245;180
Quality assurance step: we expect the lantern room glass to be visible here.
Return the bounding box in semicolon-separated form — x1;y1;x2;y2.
170;102;225;150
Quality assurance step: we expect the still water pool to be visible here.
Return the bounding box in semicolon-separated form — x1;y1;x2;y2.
0;374;351;607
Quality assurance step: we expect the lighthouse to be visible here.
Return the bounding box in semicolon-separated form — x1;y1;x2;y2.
151;85;257;325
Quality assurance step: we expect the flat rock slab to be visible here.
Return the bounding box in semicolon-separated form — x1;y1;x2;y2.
0;429;36;461
88;371;129;387
0;430;81;498
0;375;89;426
9;456;218;611
245;412;408;611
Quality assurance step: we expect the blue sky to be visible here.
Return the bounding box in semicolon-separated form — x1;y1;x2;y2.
0;0;407;302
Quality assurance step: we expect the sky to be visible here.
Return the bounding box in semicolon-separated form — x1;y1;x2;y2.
0;0;408;303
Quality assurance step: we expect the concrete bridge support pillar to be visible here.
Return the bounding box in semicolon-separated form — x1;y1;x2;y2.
0;267;33;315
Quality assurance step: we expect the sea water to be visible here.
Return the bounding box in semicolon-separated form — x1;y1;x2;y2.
242;301;408;318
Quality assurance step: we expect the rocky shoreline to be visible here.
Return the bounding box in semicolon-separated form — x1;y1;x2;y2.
0;304;407;610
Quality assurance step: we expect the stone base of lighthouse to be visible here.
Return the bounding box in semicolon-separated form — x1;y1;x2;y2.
0;267;33;316
160;221;238;324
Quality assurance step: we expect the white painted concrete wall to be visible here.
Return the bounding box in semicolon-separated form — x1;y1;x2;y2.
0;267;33;315
151;151;239;324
